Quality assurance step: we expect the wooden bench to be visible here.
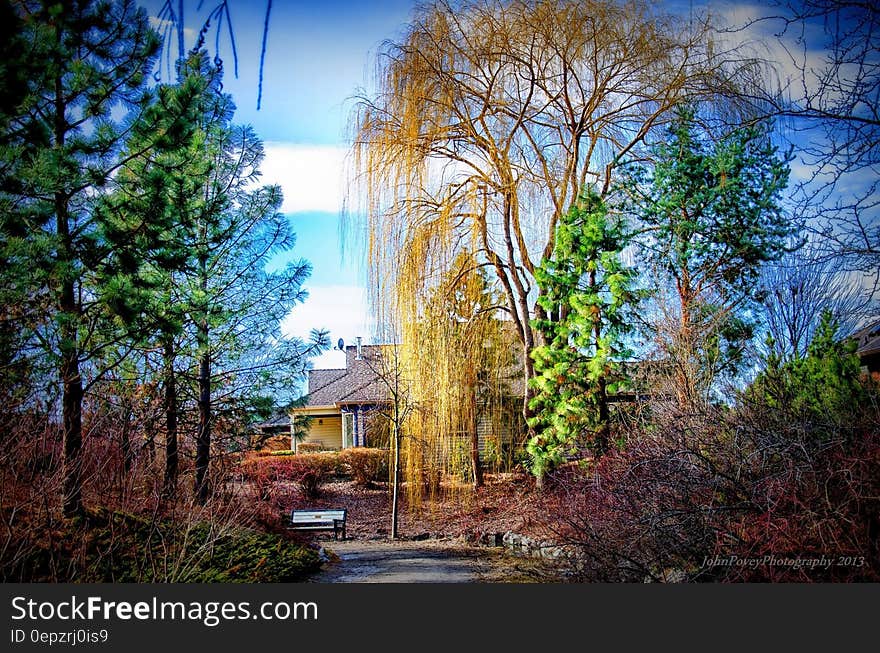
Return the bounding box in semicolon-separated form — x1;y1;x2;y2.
288;509;347;540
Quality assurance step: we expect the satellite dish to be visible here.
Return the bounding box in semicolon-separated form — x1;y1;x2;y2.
337;338;344;351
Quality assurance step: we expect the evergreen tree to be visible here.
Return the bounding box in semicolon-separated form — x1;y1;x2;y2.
101;51;326;503
1;0;160;517
0;4;48;404
747;310;866;438
97;50;226;499
527;189;638;481
624;106;791;406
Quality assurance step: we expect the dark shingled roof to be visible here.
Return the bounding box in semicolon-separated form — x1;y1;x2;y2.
301;333;526;408
853;319;880;358
303;345;388;407
254;411;290;430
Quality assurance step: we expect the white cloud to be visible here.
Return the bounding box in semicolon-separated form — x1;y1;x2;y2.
261;143;348;214
148;17;196;39
281;284;373;369
710;3;830;98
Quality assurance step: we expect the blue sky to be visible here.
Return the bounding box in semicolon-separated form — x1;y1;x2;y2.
142;0;417;369
140;1;863;371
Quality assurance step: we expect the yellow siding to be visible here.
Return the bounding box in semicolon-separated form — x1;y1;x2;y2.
299;416;342;451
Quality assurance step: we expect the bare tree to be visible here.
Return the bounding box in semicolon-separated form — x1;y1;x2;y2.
727;1;879;285
759;243;870;360
357;344;416;540
348;0;749;420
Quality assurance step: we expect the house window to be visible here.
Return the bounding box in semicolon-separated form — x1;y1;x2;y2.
342;413;354;449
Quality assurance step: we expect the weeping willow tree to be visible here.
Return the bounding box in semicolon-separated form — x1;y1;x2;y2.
402;251;517;500
348;0;760;493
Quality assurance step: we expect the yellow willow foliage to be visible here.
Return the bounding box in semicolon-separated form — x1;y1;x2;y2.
346;0;763;500
398;249;518;506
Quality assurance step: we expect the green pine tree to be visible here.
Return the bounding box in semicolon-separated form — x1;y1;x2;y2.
747;310;866;440
527;188;638;481
96;49;228;499
0;0;160;517
100;50;327;504
624;105;792;406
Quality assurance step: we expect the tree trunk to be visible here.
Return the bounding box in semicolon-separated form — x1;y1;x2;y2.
57;248;84;517
55;55;84;518
595;376;610;454
163;337;178;500
60;345;84;518
593;303;610;454
470;397;483;489
676;266;695;407
194;348;211;504
194;255;211;504
120;403;133;475
390;420;401;540
143;421;156;462
57;187;82;519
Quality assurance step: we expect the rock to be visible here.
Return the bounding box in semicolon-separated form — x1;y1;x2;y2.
502;531;521;548
501;531;565;559
480;532;503;547
538;545;565;560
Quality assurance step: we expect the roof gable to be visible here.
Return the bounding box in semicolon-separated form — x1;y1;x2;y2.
853;319;880;358
302;345;388;407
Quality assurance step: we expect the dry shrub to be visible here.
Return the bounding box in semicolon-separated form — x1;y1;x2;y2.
296;442;325;454
538;389;880;582
239;454;280;501
339;448;388;487
261;435;291;451
240;452;337;500
539;431;725;582
287;454;337;499
0;404;322;581
720;394;880;581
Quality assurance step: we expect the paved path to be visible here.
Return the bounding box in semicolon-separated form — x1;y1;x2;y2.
308;540;496;583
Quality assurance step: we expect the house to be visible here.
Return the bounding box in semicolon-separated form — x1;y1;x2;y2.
291;335;525;455
852;319;880;380
252;412;293;451
290;338;388;452
254;412;291;436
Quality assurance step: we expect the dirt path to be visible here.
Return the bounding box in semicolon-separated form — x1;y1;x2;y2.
308;539;536;583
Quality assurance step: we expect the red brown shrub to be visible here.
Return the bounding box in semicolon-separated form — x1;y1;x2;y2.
240;452;338;500
537;391;880;582
339;448;389;487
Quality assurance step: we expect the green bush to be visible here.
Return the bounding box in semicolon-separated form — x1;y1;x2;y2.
746;311;867;441
339;448;389;486
187;525;321;583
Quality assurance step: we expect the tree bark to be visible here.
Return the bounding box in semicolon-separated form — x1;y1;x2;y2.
595;376;610;454
57;186;82;519
593;291;610;454
194;349;211;504
54;45;84;518
391;420;400;539
470;394;483;489
194;255;211;504
60;344;84;518
120;403;133;475
163;337;178;500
